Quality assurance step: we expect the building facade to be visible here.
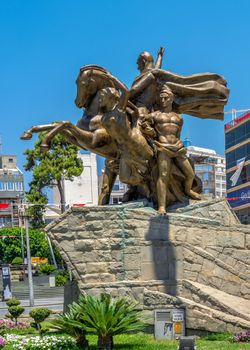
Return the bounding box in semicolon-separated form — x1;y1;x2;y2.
225;111;250;224
53;152;98;207
0;155;24;227
186;144;226;198
108;176;128;204
98;173;128;205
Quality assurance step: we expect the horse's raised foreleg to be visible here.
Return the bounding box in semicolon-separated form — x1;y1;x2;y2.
20;123;62;140
40;121;118;159
40;121;96;151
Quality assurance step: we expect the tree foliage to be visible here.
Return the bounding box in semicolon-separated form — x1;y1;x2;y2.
29;308;51;331
0;227;61;264
8;306;25;325
24;131;83;224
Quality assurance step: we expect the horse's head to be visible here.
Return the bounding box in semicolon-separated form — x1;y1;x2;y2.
75;65;117;109
75;69;98;109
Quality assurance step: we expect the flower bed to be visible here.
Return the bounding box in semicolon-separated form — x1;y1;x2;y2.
4;334;77;350
234;330;250;343
0;320;29;335
0;336;6;348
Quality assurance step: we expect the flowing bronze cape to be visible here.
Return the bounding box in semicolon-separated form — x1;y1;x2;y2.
131;68;229;120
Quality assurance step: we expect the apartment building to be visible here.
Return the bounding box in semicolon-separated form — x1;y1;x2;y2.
225;111;250;224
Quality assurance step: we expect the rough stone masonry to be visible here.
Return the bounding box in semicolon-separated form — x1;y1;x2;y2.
46;199;250;334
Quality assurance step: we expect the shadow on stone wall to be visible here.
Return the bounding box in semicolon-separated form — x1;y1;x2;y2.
146;214;178;296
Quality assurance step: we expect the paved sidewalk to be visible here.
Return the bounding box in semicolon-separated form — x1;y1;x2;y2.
0;297;63;316
0;275;64;316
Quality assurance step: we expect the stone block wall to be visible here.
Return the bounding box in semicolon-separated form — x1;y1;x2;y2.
46;200;250;333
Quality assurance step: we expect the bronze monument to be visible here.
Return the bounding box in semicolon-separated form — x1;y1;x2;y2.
21;48;229;213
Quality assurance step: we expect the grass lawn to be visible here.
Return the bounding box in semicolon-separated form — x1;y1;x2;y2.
2;333;250;349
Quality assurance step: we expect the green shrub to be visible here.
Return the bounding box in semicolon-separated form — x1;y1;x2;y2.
49;308;88;348
29;308;51;332
11;257;23;265
203;332;233;341
6;298;21;307
8;306;25;325
39;263;56;275
56;270;69;278
72;293;144;349
55;275;68;286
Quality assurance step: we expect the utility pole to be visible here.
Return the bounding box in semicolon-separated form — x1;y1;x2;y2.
20;204;34;307
46;234;58;269
25;210;34;306
18;196;25;273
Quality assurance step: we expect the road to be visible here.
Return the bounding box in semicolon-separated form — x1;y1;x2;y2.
0;275;64;315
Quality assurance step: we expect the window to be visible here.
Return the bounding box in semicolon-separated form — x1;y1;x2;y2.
8;158;14;163
112;182;120;191
203;173;209;181
236;207;250;225
0;182;7;191
7;182;14;190
195;165;213;172
226;165;250;188
15;182;23;191
226;144;250;169
225;121;250;149
112;180;125;191
119;182;124;190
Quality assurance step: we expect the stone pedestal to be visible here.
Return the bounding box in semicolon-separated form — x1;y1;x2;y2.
46;199;250;333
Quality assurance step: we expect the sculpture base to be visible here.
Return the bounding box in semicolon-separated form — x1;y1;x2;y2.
46;199;250;334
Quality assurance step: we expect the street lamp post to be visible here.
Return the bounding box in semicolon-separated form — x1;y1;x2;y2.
20;204;35;307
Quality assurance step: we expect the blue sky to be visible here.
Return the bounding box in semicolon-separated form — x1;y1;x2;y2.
0;0;250;187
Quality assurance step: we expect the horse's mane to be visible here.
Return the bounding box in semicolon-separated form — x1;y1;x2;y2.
80;64;111;75
79;64;130;93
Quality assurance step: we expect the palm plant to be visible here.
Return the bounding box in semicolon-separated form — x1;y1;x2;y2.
49;307;89;349
72;293;145;350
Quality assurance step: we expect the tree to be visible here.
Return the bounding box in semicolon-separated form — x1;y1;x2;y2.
25;182;48;228
29;307;51;334
24;132;83;219
6;299;24;325
0;227;62;264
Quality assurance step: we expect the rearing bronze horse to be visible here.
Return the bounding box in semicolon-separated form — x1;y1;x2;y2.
21;55;229;212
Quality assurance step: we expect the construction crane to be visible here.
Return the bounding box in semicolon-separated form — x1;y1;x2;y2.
225;108;250;120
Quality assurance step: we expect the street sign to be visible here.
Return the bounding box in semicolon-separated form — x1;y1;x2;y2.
2;264;12;301
173;310;184;322
174;322;183;334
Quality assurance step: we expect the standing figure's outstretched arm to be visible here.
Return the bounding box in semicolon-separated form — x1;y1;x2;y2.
155;47;165;69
